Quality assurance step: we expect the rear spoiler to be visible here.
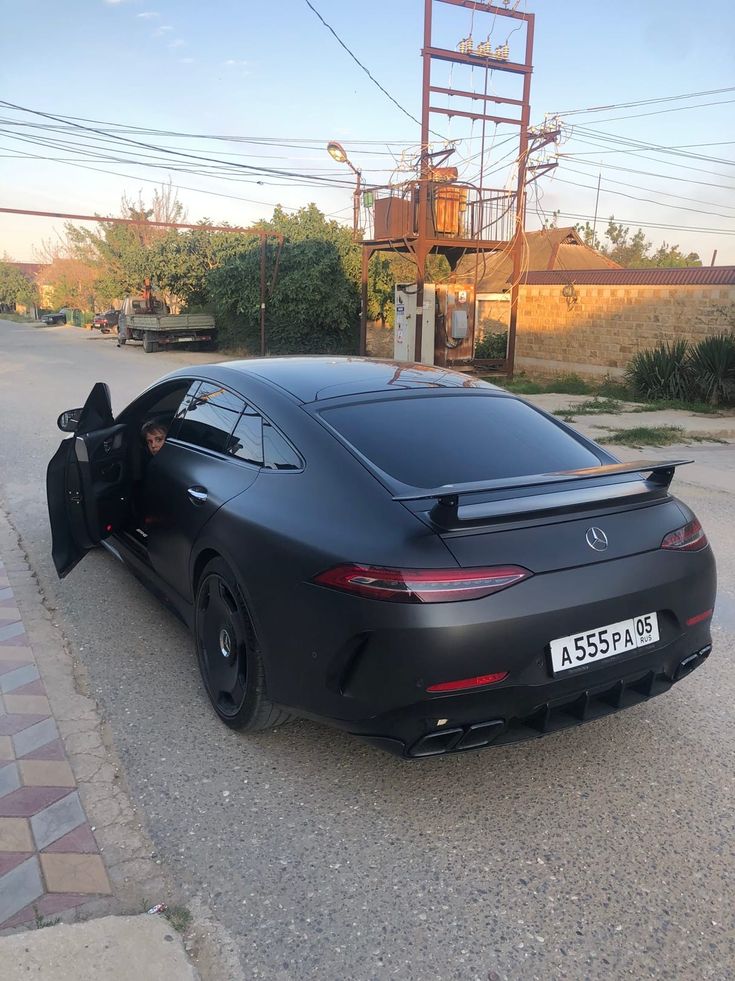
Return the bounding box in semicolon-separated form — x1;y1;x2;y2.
394;459;693;529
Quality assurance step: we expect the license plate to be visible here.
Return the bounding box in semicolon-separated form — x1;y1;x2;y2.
550;612;659;674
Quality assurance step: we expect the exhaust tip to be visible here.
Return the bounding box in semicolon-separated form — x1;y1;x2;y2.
675;645;712;681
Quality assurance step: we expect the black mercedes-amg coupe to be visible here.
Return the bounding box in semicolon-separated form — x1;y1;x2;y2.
47;358;716;757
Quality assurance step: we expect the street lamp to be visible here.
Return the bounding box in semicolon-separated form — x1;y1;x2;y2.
326;141;362;236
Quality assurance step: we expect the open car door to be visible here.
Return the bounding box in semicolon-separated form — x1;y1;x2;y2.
46;382;130;578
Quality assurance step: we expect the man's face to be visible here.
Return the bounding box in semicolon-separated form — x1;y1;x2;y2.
146;430;166;455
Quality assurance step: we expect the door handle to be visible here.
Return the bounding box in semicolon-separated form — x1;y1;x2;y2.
187;486;208;505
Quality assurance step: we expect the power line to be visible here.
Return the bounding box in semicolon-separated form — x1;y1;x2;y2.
551;175;735;222
546;212;735;236
0;125;361;192
0;147;351;218
0;100;363;188
560;97;735;127
559;136;735;181
301;0;448;143
553;85;735;117
557;155;735;192
558;163;735;212
569;126;735;167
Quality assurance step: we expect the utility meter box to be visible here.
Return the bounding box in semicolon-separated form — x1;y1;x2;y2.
394;283;436;365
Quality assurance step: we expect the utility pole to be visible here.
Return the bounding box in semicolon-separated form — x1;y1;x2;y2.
355;1;537;374
592;171;602;238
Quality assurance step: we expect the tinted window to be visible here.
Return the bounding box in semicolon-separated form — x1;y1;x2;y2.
176;384;244;454
321;395;600;487
263;422;302;470
227;408;263;465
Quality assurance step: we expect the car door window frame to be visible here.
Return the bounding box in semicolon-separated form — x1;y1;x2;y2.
167;379;305;473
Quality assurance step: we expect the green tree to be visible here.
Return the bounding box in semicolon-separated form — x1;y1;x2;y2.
65;185;187;300
576;217;702;267
0;262;38;310
151;225;252;307
208;237;358;354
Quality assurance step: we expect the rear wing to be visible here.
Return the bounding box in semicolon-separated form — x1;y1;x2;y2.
394;459;693;529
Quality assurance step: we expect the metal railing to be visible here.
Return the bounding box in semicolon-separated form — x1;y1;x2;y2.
360;182;516;243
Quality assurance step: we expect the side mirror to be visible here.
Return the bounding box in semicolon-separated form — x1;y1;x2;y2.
57;408;83;432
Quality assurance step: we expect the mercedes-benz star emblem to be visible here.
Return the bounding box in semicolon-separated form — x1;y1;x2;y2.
585;527;609;551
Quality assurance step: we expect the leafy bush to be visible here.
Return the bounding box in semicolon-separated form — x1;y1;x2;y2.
625;340;692;401
474;331;507;359
207;239;359;355
687;334;735;406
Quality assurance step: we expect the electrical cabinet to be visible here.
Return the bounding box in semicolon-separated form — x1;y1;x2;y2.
394;284;436;365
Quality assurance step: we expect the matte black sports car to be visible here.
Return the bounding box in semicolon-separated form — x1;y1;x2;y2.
46;358;716;758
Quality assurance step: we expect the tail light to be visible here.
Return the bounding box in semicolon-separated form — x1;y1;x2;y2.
661;518;708;552
312;564;532;603
427;672;508;693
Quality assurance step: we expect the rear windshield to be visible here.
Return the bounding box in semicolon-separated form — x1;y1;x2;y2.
320;395;601;487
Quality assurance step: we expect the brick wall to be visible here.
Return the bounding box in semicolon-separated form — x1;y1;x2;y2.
516;284;735;378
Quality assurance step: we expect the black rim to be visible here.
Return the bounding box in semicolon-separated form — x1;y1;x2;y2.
196;574;248;718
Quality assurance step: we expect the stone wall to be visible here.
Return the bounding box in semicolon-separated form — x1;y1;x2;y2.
365;283;735;377
516;284;735;379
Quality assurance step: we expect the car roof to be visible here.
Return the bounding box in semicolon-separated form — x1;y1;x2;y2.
206;356;502;403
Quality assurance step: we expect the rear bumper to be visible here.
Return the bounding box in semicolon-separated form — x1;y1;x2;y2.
265;546;716;757
354;637;713;758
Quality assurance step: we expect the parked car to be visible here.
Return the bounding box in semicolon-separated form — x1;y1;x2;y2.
46;358;716;758
93;310;119;334
41;310;67;325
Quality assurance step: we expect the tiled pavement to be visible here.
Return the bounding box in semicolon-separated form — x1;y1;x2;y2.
0;559;111;930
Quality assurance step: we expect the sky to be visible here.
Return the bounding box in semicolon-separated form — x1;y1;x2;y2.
1;0;734;264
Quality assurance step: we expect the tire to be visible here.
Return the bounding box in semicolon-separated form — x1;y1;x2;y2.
194;558;291;731
198;339;217;352
143;332;158;353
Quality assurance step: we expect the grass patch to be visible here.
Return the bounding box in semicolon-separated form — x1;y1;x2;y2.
630;399;724;415
484;372;593;395
547;373;594;395
33;904;61;929
164;905;193;933
1;313;37;323
596;378;634;400
554;397;623;417
482;375;543;394
598;425;724;447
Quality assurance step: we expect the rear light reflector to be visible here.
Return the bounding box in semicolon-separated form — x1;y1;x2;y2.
427;672;508;693
661;518;708;552
312;564;532;603
686;609;713;627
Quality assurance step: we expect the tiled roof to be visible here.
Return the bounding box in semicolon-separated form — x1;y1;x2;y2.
522;266;735;286
454;228;619;292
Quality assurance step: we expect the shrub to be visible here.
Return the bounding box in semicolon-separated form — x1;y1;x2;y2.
687;334;735;406
625;340;691;401
474;331;507;359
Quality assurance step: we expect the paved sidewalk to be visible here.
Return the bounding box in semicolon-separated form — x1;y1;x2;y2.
0;556;111;929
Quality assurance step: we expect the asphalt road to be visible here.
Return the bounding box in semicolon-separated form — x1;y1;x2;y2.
1;320;734;981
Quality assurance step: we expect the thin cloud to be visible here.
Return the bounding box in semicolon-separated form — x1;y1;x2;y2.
137;11;159;18
178;57;195;64
154;24;173;35
223;59;248;68
103;0;126;5
168;38;186;48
